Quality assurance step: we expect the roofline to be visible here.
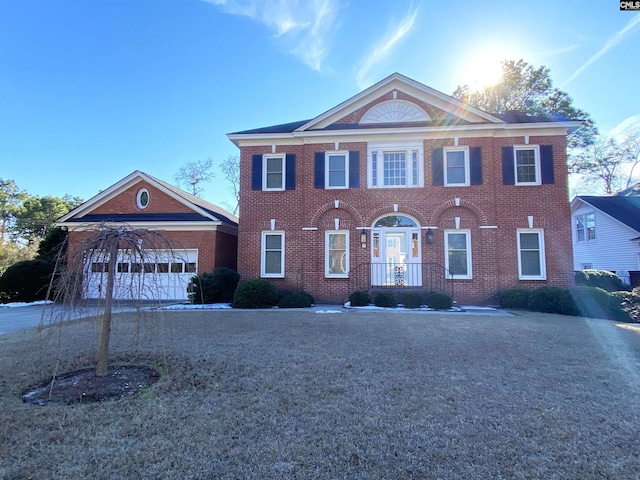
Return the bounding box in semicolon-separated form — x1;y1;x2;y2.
57;170;237;225
571;196;640;234
228;120;581;145
293;73;503;132
57;221;238;235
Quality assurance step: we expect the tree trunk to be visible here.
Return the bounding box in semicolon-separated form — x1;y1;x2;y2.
96;241;118;376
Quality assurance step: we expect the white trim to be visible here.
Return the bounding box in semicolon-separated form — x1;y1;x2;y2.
514;145;541;186
479;225;498;229
367;141;423;188
325;150;349;189
136;188;150;209
444;229;472;279
261;231;285;278
325;230;349;278
360;100;431;124
517;229;547;280
302;227;318;231
443;146;470;187
262;153;286;191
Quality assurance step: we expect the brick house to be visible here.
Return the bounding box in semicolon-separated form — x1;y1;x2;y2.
228;73;579;304
57;170;238;300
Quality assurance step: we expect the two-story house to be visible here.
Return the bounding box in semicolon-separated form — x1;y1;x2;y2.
228;73;579;304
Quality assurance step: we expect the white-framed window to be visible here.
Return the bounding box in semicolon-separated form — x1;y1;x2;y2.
261;231;284;277
444;230;472;279
325;151;349;189
262;154;286;191
517;229;546;280
325;230;349;278
575;213;595;241
514;145;541;185
368;142;423;188
136;188;150;209
444;147;469;186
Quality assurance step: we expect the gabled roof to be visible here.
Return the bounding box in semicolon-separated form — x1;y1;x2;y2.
57;171;238;227
228;73;582;145
573;195;640;233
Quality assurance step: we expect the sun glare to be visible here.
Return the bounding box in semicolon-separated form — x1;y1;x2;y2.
463;48;508;91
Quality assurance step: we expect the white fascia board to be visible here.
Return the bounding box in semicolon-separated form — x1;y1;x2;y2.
58;221;230;232
229;122;578;148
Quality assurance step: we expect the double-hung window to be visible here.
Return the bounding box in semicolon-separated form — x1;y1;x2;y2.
263;154;286;191
514;146;541;185
445;230;472;279
575;213;595;241
261;231;284;277
325;151;348;189
444;147;469;186
517;229;546;280
368;142;423;188
325;231;349;278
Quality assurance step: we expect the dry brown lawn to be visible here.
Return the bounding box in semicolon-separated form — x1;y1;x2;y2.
1;308;640;479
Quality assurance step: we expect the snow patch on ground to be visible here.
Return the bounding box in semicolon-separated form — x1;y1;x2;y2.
159;303;233;310
0;300;54;308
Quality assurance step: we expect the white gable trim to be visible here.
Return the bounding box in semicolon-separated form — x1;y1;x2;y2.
294;73;503;132
57;171;235;225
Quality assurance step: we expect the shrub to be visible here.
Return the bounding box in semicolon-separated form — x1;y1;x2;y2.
349;291;370;307
498;288;530;309
374;291;397;308
427;292;452;310
528;287;579;316
277;292;314;308
575;269;631;292
0;259;55;302
188;267;240;304
614;289;640;322
232;279;278;309
402;292;424;309
571;286;629;321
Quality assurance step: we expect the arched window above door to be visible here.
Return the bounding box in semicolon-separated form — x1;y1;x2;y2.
373;215;417;228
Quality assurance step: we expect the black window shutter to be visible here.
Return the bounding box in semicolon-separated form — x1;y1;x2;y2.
502;147;515;185
540;145;554;184
285;154;296;190
314;152;324;189
432;148;444;186
349;151;360;188
470;147;482;185
251;155;262;190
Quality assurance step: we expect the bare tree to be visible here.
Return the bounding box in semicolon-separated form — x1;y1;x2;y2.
570;128;640;195
220;155;240;215
174;158;215;197
51;224;182;376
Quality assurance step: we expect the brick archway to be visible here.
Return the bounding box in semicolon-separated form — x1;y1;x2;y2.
429;199;488;226
309;200;364;227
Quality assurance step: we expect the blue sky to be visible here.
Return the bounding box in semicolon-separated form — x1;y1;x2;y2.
1;0;639;210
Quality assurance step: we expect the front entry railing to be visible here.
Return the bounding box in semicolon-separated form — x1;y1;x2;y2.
350;262;454;301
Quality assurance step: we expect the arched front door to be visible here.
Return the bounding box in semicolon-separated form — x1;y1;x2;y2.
371;214;422;286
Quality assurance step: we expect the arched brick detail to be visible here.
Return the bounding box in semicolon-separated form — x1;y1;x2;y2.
364;206;427;227
429;199;488;226
309;201;363;227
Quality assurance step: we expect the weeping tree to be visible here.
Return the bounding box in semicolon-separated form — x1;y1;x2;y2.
52;224;184;376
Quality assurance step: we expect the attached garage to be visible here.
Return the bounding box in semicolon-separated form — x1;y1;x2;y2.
57;171;238;302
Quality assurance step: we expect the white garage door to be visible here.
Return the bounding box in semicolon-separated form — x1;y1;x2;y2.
85;249;198;301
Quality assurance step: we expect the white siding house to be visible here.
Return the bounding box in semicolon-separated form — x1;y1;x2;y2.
571;194;640;286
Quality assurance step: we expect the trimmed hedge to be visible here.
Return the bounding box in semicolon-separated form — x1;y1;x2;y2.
232;279;278;309
528;286;579;316
374;292;397;308
498;288;530;309
0;259;55;302
349;291;370;307
402;292;424;309
277;292;314;308
571;286;629;321
427;292;453;310
189;267;240;304
575;269;631;292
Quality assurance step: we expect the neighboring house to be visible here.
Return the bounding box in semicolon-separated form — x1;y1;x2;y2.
571;188;640;287
57;171;238;300
228;73;579;304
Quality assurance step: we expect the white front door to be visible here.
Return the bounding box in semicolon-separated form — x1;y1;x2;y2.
371;227;421;286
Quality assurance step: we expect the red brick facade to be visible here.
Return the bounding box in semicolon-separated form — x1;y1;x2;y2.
230;74;576;305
